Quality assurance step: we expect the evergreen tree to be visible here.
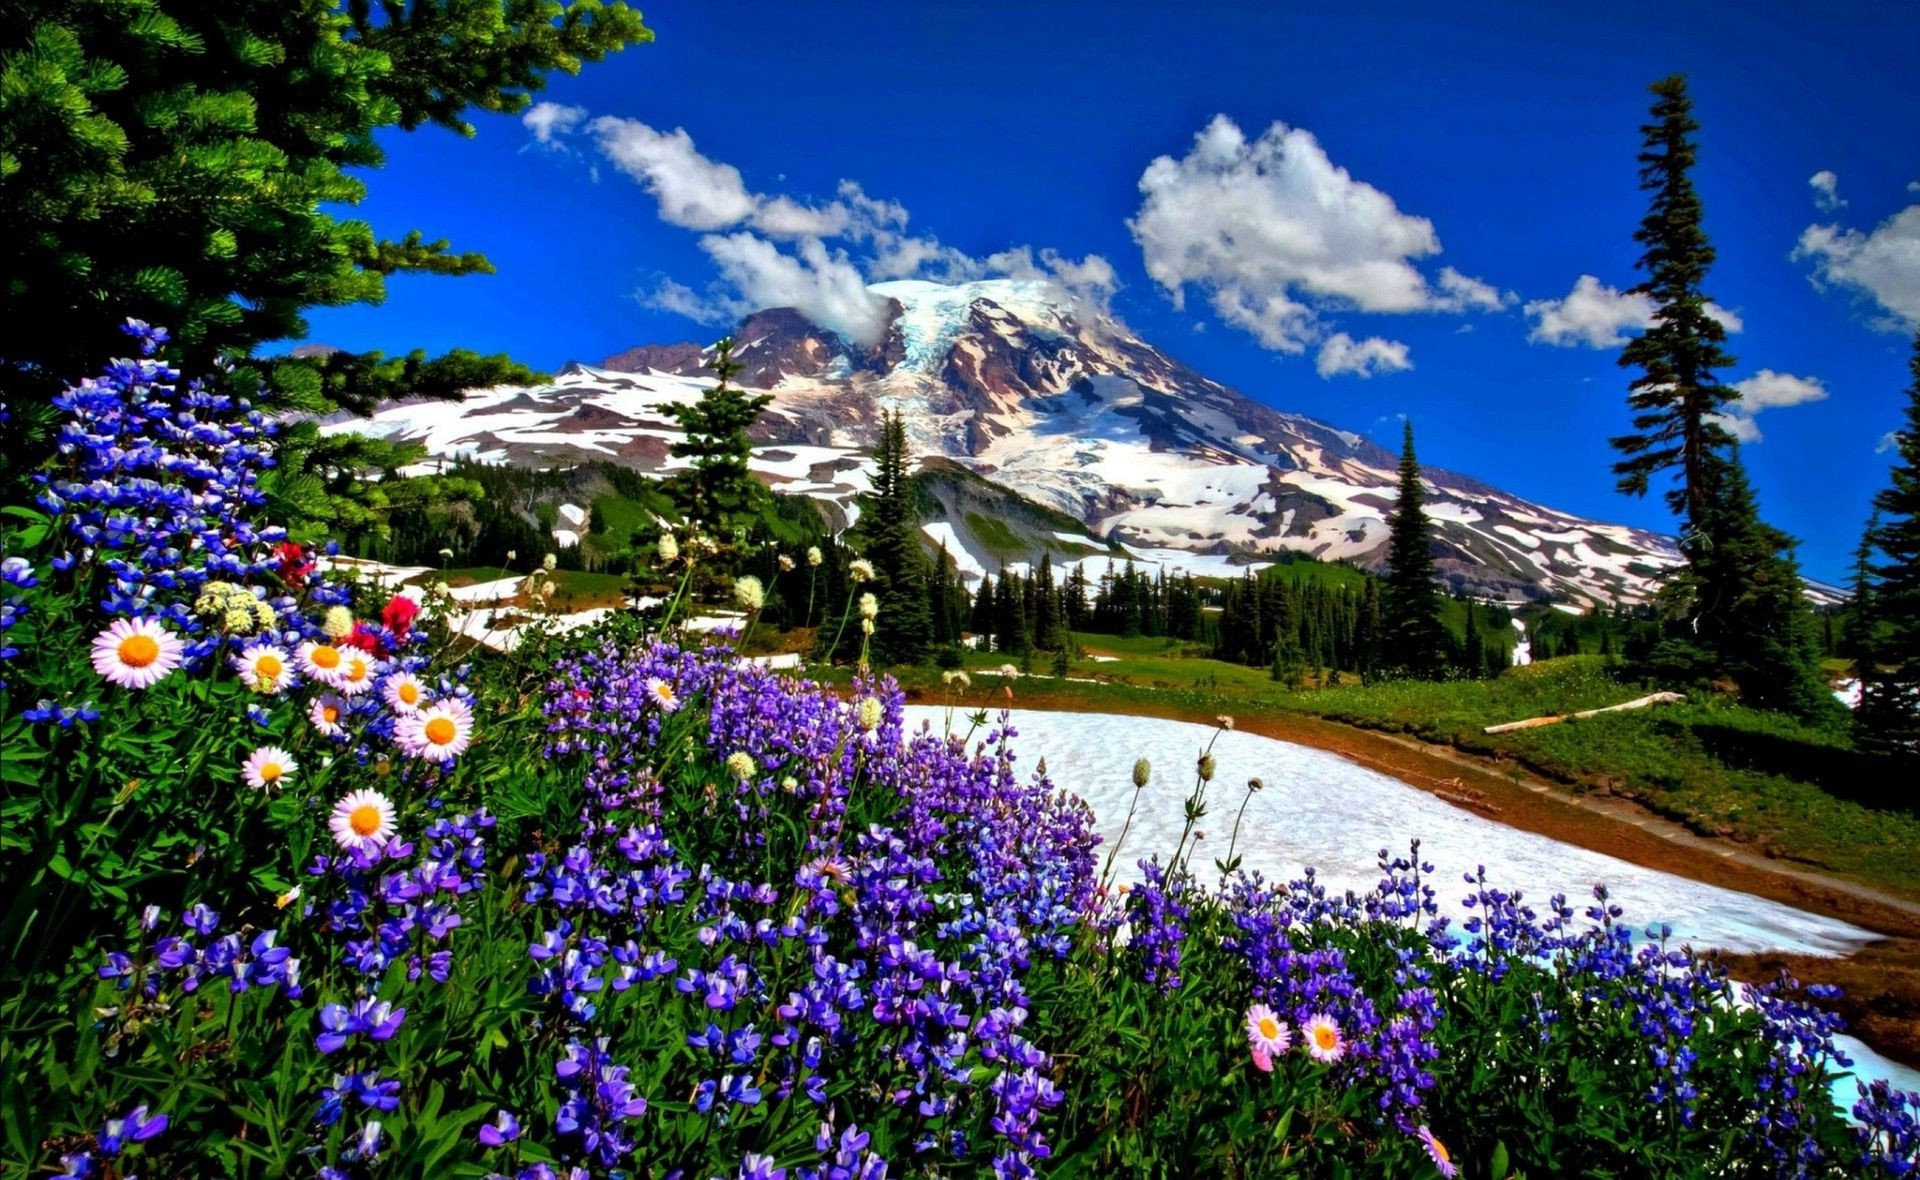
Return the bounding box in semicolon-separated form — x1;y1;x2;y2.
0;1;649;422
971;573;995;646
663;340;774;551
1692;452;1832;717
1356;576;1382;677
1862;333;1920;754
1462;601;1486;678
1380;422;1447;677
1033;554;1063;650
861;411;933;664
1610;75;1739;540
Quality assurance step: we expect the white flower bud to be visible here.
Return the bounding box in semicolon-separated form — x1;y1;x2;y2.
725;751;755;781
806;546;823;567
856;696;883;731
543;553;558;572
321;605;355;639
733;575;766;611
848;559;875;583
858;592;878;620
778;555;795;572
657;533;679;564
1132;758;1151;788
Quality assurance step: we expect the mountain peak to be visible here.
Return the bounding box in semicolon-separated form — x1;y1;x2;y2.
383;279;1682;605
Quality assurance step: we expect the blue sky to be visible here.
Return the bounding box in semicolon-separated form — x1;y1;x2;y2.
303;0;1920;581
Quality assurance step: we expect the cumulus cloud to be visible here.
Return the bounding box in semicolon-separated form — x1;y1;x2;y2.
1710;370;1830;443
531;111;1120;345
697;234;892;347
1524;274;1743;348
1809;170;1846;212
523;102;589;146
1128;114;1497;357
589;118;758;230
1795;201;1920;331
1316;333;1413;379
639;277;731;325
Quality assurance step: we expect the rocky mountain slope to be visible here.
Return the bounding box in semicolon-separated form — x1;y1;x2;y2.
327;279;1684;604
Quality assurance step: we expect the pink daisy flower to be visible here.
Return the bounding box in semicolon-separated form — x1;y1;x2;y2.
297;640;348;685
645;677;679;713
396;697;474;763
328;789;396;852
1245;1003;1292;1058
233;644;294;694
90;617;184;690
332;649;379;697
1417;1126;1457;1178
240;746;297;791
381;671;427;714
1303;1013;1345;1064
309;694;349;737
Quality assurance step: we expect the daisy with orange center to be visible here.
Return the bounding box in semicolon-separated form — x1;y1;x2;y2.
396;698;474;763
309;694;349;737
241;746;297;791
1303;1013;1345;1064
233;644;294;694
333;650;378;697
645;677;679;713
382;671;427;714
328;789;396;852
1245;1003;1292;1057
1416;1127;1456;1178
90;617;184;690
297;640;346;684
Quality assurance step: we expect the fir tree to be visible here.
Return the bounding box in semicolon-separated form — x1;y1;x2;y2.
1381;422;1447;677
0;1;649;418
1462;601;1486;678
1692;452;1832;718
1863;333;1920;754
1610;75;1739;540
663;339;774;551
862;412;933;664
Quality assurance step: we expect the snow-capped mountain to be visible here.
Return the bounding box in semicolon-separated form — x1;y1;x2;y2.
328;279;1683;604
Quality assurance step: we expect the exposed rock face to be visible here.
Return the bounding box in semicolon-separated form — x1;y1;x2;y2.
329;278;1682;604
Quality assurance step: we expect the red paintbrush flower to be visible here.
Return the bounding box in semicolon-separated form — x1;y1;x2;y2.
381;594;420;639
275;542;314;586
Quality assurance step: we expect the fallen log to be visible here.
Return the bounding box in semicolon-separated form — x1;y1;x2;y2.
1482;691;1686;734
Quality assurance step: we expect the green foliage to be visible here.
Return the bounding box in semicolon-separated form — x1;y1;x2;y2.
1610;74;1739;527
662;339;775;554
0;0;650;407
859;411;932;665
1860;332;1920;757
1381;422;1448;678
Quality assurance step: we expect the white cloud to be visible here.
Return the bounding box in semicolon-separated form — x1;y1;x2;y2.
1809;170;1846;212
1316;333;1413;379
589;118;757;231
1710;370;1830;444
1524;275;1652;348
523;102;588;146
1524;274;1743;348
1795;202;1920;330
544;110;1120;344
639;277;730;325
1877;430;1901;454
1129;115;1498;353
1434;266;1510;312
697;233;894;348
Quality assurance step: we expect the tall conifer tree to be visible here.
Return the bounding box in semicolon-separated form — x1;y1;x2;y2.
1381;421;1447;677
1861;334;1920;753
1611;75;1739;540
663;339;774;551
863;411;932;664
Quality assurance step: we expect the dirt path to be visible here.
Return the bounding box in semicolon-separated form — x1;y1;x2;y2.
902;682;1920;1067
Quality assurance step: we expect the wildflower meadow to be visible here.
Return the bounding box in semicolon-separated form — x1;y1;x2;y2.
5;325;1920;1178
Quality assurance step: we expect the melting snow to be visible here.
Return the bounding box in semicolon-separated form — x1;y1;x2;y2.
904;707;1874;959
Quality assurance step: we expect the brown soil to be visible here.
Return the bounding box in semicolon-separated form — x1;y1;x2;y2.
900;681;1920;1069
